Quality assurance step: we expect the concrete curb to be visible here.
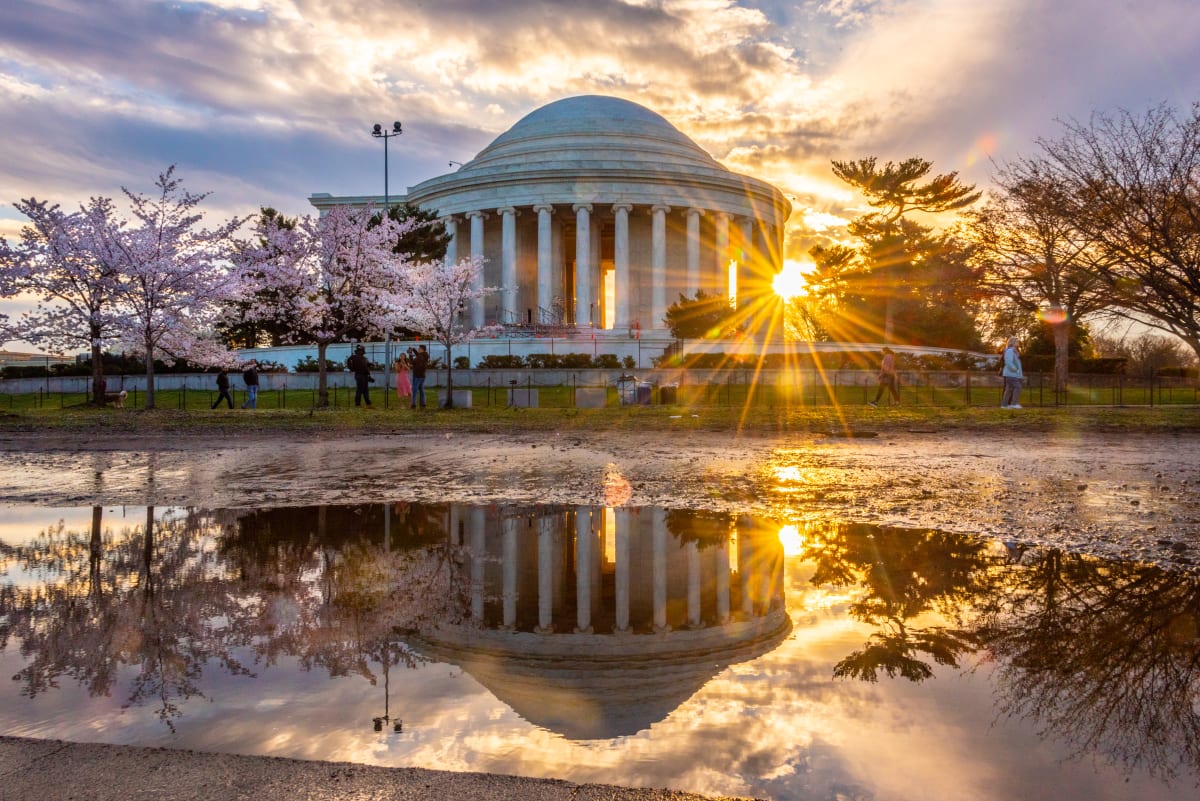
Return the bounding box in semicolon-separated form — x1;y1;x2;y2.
0;736;758;801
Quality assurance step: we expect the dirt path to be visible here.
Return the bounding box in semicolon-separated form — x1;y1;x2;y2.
1;429;1197;570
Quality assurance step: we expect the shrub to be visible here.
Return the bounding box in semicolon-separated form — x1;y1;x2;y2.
477;354;524;369
559;353;593;369
524;353;561;369
622;356;636;369
453;356;470;370
294;356;340;373
593;354;620;369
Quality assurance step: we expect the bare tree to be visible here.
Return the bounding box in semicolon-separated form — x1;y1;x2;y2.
967;160;1112;399
1035;104;1200;362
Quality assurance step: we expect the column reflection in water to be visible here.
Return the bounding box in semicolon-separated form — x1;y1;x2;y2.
417;503;791;741
454;503;786;636
615;507;631;632
502;515;518;629
536;512;556;633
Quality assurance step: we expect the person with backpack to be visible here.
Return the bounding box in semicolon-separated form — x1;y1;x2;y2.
241;360;259;409
211;368;234;409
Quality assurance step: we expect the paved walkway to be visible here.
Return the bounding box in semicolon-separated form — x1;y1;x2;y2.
0;736;755;801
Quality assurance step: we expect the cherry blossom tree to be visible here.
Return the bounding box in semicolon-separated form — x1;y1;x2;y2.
236;204;412;407
99;167;244;409
391;255;495;408
0;196;124;404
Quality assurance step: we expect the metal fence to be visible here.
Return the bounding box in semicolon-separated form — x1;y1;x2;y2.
2;369;1197;410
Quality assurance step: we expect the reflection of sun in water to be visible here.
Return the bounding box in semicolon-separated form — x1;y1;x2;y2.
778;524;805;557
774;466;804;483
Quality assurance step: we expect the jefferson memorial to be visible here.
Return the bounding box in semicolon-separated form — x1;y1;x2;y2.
311;95;792;334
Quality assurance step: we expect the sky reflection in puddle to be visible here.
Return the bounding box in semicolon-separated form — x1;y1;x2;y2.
1;502;1198;801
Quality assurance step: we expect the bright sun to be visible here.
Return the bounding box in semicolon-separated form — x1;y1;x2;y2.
773;260;811;300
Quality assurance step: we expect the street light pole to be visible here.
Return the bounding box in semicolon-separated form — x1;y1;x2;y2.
371;121;403;212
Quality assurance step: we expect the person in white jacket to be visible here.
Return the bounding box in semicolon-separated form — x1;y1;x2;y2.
1001;336;1024;409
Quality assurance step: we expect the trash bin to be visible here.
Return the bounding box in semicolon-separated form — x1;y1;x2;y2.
636;381;652;405
659;383;678;404
617;375;638;405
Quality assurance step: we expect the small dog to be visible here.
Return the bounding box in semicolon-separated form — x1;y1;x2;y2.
103;390;128;408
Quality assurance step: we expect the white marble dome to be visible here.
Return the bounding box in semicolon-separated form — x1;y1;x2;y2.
460;94;724;175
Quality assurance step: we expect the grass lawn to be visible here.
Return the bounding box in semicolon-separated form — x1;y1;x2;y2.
1;386;1197;437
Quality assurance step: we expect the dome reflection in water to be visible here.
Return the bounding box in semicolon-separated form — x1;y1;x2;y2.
0;502;1197;800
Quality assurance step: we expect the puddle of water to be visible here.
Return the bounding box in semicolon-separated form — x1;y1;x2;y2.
1;502;1197;801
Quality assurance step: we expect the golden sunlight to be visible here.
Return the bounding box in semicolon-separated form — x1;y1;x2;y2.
777;524;805;557
773;260;811;300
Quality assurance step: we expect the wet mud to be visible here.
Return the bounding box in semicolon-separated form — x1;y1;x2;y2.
1;429;1197;571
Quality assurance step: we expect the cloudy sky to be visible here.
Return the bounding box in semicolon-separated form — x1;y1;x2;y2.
2;0;1198;335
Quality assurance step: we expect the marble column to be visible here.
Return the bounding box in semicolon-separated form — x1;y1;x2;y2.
534;204;554;321
615;508;631;632
444;216;458;267
612;203;632;330
650;204;670;329
739;217;755;272
714;212;730;296
685;208;704;298
575;509;594;633
502;515;518;629
466;211;488;328
686;540;701;628
573;204;593;327
652;508;670;633
499;206;518;323
536;514;556;633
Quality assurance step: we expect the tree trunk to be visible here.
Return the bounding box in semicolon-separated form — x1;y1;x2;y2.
1053;321;1069;403
90;325;105;407
142;505;155;599
883;296;895;344
317;342;330;407
144;336;156;409
443;342;454;408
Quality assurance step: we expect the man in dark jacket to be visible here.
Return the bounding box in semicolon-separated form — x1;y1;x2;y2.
348;345;373;407
212;368;233;409
411;345;429;409
240;360;259;409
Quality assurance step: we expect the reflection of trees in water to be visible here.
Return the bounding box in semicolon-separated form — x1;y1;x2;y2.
811;523;1200;781
974;549;1200;781
810;523;994;682
2;506;253;730
0;503;469;729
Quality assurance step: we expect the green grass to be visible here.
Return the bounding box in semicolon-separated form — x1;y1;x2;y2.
0;385;1196;437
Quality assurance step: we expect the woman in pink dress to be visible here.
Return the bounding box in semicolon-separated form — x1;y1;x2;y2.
395;353;412;402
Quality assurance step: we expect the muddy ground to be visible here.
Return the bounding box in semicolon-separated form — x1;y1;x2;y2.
2;428;1198;571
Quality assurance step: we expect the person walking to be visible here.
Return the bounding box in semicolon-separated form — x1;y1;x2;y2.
348;345;373;407
240;360;259;409
411;345;429;409
211;368;234;409
1001;336;1025;409
394;351;412;404
868;347;900;407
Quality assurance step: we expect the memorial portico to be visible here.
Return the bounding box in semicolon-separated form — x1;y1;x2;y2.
311;95;791;332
